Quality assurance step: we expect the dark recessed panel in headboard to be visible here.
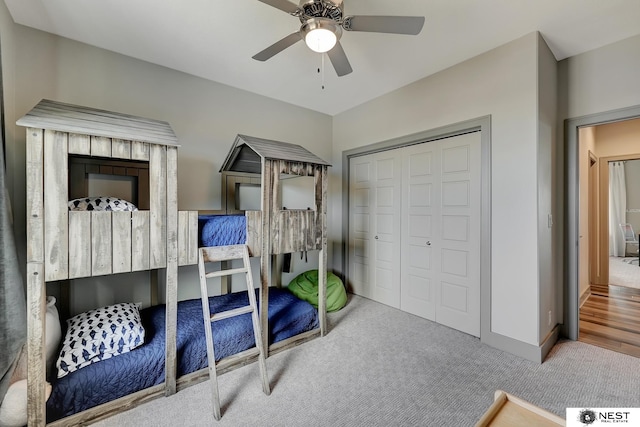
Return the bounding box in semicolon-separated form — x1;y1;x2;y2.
68;156;150;209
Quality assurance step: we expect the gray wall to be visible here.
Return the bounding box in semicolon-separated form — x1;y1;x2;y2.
558;34;640;120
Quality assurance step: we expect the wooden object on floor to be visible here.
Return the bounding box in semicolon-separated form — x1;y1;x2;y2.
198;245;270;420
579;284;640;358
475;390;565;426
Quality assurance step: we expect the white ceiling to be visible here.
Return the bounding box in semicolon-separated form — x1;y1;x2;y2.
5;0;640;116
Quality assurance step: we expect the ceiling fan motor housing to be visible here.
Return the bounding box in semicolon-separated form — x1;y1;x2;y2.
301;16;343;50
297;0;343;23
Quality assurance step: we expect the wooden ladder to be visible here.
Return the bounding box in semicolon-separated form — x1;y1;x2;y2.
197;244;270;420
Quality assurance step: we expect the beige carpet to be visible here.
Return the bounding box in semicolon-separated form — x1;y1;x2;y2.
609;256;640;289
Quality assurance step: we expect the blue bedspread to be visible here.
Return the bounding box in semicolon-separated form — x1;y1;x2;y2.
199;214;247;247
46;288;318;422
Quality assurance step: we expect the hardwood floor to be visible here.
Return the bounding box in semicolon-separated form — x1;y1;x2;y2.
579;284;640;358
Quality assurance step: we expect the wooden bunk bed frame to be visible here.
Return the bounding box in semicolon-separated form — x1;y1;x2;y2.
216;134;330;353
19;101;329;426
19;99;191;426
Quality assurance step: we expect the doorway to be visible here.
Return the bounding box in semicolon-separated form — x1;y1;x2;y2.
605;157;640;288
569;113;640;357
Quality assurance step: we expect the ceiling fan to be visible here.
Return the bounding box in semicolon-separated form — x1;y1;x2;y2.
252;0;425;77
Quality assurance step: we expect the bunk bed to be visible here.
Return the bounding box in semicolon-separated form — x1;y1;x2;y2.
212;134;331;354
19;101;330;426
45;288;318;421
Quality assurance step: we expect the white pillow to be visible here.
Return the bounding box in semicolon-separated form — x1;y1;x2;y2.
56;303;145;378
68;196;138;212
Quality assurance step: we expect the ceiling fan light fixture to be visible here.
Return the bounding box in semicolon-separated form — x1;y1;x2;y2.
305;28;336;53
302;18;341;53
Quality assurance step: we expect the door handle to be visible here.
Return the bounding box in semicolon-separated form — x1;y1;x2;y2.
374;236;379;240
426;241;431;246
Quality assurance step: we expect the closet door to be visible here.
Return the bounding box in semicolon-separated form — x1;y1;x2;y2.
436;132;481;337
349;132;480;336
372;151;402;306
400;132;481;336
349;155;374;300
400;142;438;320
349;150;402;307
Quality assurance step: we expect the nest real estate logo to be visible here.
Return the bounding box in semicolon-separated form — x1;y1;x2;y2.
567;408;639;426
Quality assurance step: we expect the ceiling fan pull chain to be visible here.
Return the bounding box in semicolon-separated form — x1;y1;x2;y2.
317;55;326;90
321;53;325;90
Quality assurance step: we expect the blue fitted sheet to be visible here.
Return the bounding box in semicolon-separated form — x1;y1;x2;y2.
198;214;246;247
46;288;318;422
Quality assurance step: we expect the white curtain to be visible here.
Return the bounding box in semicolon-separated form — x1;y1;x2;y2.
609;161;627;257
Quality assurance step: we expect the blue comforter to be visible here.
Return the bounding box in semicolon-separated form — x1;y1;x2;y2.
46;288;318;422
199;214;247;247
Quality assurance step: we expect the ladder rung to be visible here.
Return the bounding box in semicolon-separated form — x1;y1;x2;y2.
205;267;248;279
200;245;247;263
211;305;254;322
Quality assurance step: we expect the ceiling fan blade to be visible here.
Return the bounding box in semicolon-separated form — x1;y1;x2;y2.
327;41;353;77
252;32;302;61
257;0;299;14
344;16;425;35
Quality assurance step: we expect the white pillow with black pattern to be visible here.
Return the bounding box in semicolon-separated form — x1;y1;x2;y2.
56;303;145;378
68;196;138;212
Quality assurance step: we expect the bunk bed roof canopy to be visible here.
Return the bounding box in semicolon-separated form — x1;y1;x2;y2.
219;134;331;175
16;99;178;147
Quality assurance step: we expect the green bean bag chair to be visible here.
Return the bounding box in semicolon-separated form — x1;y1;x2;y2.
287;270;347;312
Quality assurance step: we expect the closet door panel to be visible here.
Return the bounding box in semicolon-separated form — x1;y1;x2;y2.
435;132;481;337
372;153;401;307
349;157;374;299
348;150;401;306
401;143;438;319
